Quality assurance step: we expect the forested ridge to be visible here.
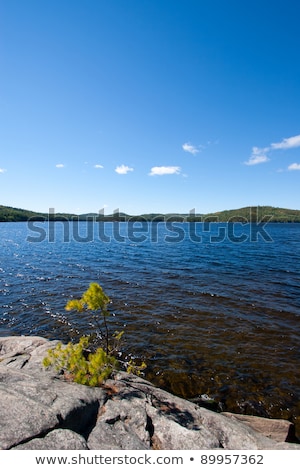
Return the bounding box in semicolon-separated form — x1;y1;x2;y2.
1;204;300;222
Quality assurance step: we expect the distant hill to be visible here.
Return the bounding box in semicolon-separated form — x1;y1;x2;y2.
203;206;300;223
0;205;77;222
0;205;46;222
1;204;300;223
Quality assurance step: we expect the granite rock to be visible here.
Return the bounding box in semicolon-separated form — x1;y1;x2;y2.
0;336;299;451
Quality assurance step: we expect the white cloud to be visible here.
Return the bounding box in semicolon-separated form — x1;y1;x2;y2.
149;166;181;176
182;142;200;155
244;147;270;166
288;163;300;171
0;168;6;173
56;164;65;168
271;134;300;150
246;133;300;166
115;164;134;174
94;164;104;169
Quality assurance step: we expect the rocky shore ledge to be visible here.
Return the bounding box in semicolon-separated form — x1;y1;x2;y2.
0;336;299;450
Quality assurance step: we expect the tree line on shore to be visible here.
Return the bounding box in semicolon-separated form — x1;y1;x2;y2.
1;204;300;223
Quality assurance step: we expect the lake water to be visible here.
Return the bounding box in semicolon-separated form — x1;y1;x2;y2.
1;221;300;432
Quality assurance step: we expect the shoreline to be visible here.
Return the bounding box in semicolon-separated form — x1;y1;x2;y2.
0;335;299;450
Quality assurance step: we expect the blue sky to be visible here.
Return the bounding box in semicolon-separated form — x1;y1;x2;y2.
1;0;300;215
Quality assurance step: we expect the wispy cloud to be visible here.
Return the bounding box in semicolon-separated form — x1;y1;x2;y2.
115;164;134;175
56;163;65;168
244;147;270;166
94;164;104;169
0;168;6;173
182;142;200;155
149;166;181;176
271;134;300;150
245;133;300;166
288;163;300;171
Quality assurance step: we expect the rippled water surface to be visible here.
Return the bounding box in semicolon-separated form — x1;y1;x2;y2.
1;222;300;434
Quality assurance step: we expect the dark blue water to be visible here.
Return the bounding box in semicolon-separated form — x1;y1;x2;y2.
1;221;300;429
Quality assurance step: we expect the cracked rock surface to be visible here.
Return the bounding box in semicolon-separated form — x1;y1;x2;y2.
0;336;299;450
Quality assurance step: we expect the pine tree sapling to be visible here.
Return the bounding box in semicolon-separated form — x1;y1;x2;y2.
43;282;146;386
42;336;119;386
65;282;114;354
